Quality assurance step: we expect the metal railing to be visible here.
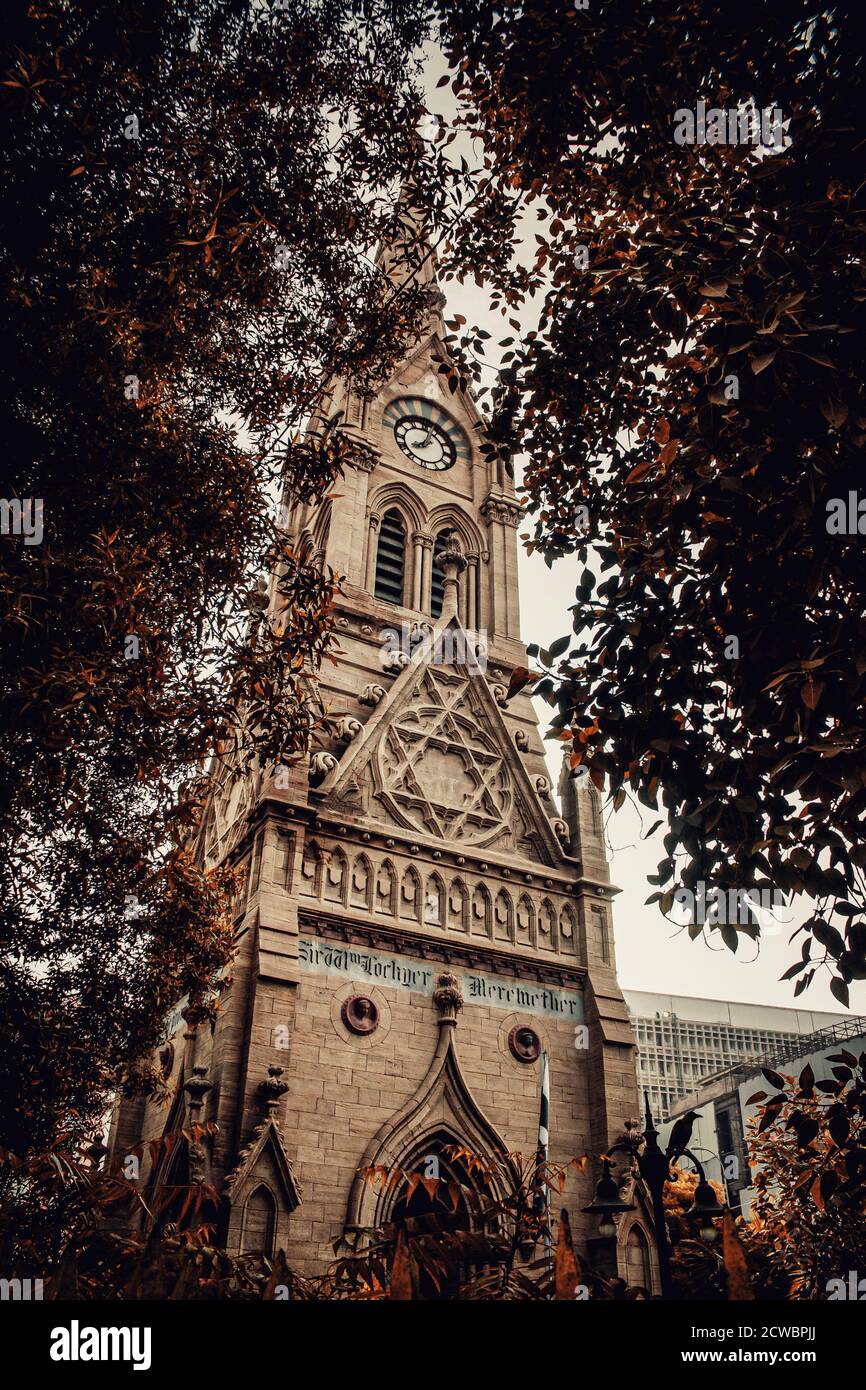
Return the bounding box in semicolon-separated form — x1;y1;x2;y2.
697;1015;866;1091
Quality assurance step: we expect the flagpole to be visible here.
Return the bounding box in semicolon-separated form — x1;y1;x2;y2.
538;1050;553;1286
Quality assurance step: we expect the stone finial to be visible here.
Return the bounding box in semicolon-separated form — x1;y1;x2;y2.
433;971;463;1024
182;1066;212;1184
246;574;269;613
245;575;269;641
183;1065;212;1120
259;1065;290;1117
183;1061;214;1184
435;530;465;565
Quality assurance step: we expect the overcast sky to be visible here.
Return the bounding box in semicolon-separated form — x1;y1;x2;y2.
516;543;864;1016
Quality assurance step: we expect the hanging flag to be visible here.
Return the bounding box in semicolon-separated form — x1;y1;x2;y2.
533;1051;550;1213
538;1050;550;1158
535;1051;553;1277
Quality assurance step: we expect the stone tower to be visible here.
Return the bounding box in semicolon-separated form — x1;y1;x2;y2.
109;200;650;1287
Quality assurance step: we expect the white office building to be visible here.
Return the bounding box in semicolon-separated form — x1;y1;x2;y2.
660;1014;866;1216
624;990;847;1122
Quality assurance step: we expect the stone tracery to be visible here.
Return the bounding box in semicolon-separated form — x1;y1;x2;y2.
375;666;512;847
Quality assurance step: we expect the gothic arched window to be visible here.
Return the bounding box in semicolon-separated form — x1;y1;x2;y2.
312;501;331;568
240;1185;276;1257
625;1225;652;1292
447;879;470;933
399;866;422;923
375;860;397;916
472;884;492;938
322;847;347;907
350;854;373;911
375;508;406;605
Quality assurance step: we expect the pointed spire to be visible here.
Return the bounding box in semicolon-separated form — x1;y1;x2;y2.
375;180;446;324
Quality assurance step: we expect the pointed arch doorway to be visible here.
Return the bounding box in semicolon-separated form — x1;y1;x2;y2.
344;973;518;1297
386;1130;493;1299
345;1010;515;1245
390;1139;474;1232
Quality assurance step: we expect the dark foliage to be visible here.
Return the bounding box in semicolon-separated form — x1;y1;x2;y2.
0;0;446;1157
435;0;866;999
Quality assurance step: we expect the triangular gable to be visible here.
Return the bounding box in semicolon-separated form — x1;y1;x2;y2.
387;330;489;441
224;1116;302;1215
314;616;564;866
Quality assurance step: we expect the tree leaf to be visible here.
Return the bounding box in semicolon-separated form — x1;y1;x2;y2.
389;1227;415;1300
554;1208;580;1299
820;399;848;428
800;680;824;710
506;665;536;700
830;977;850;1008
750;351;777;373
722;1211;754;1300
828;1109;849;1147
625;460;654;484
762;1068;786;1089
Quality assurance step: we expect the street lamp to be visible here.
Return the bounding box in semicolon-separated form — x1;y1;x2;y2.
679;1156;726;1244
580;1156;637;1238
582;1092;727;1297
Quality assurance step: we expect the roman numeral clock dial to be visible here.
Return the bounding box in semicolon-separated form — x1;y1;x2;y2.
384;396;471;472
394;415;454;470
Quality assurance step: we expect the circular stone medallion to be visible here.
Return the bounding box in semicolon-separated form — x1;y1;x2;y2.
508;1025;542;1063
341;995;380;1036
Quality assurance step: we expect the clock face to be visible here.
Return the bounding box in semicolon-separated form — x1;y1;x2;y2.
383;396;471;471
394;414;456;471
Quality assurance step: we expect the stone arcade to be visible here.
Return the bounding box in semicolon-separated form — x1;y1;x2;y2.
109;198;657;1291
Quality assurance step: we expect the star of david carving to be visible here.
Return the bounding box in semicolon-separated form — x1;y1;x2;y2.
375;669;512;845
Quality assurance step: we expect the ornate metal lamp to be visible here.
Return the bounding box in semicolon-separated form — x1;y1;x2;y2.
684;1173;726;1244
581;1156;637;1239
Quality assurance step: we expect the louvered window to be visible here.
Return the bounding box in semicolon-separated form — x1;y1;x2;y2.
374;508;406;605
